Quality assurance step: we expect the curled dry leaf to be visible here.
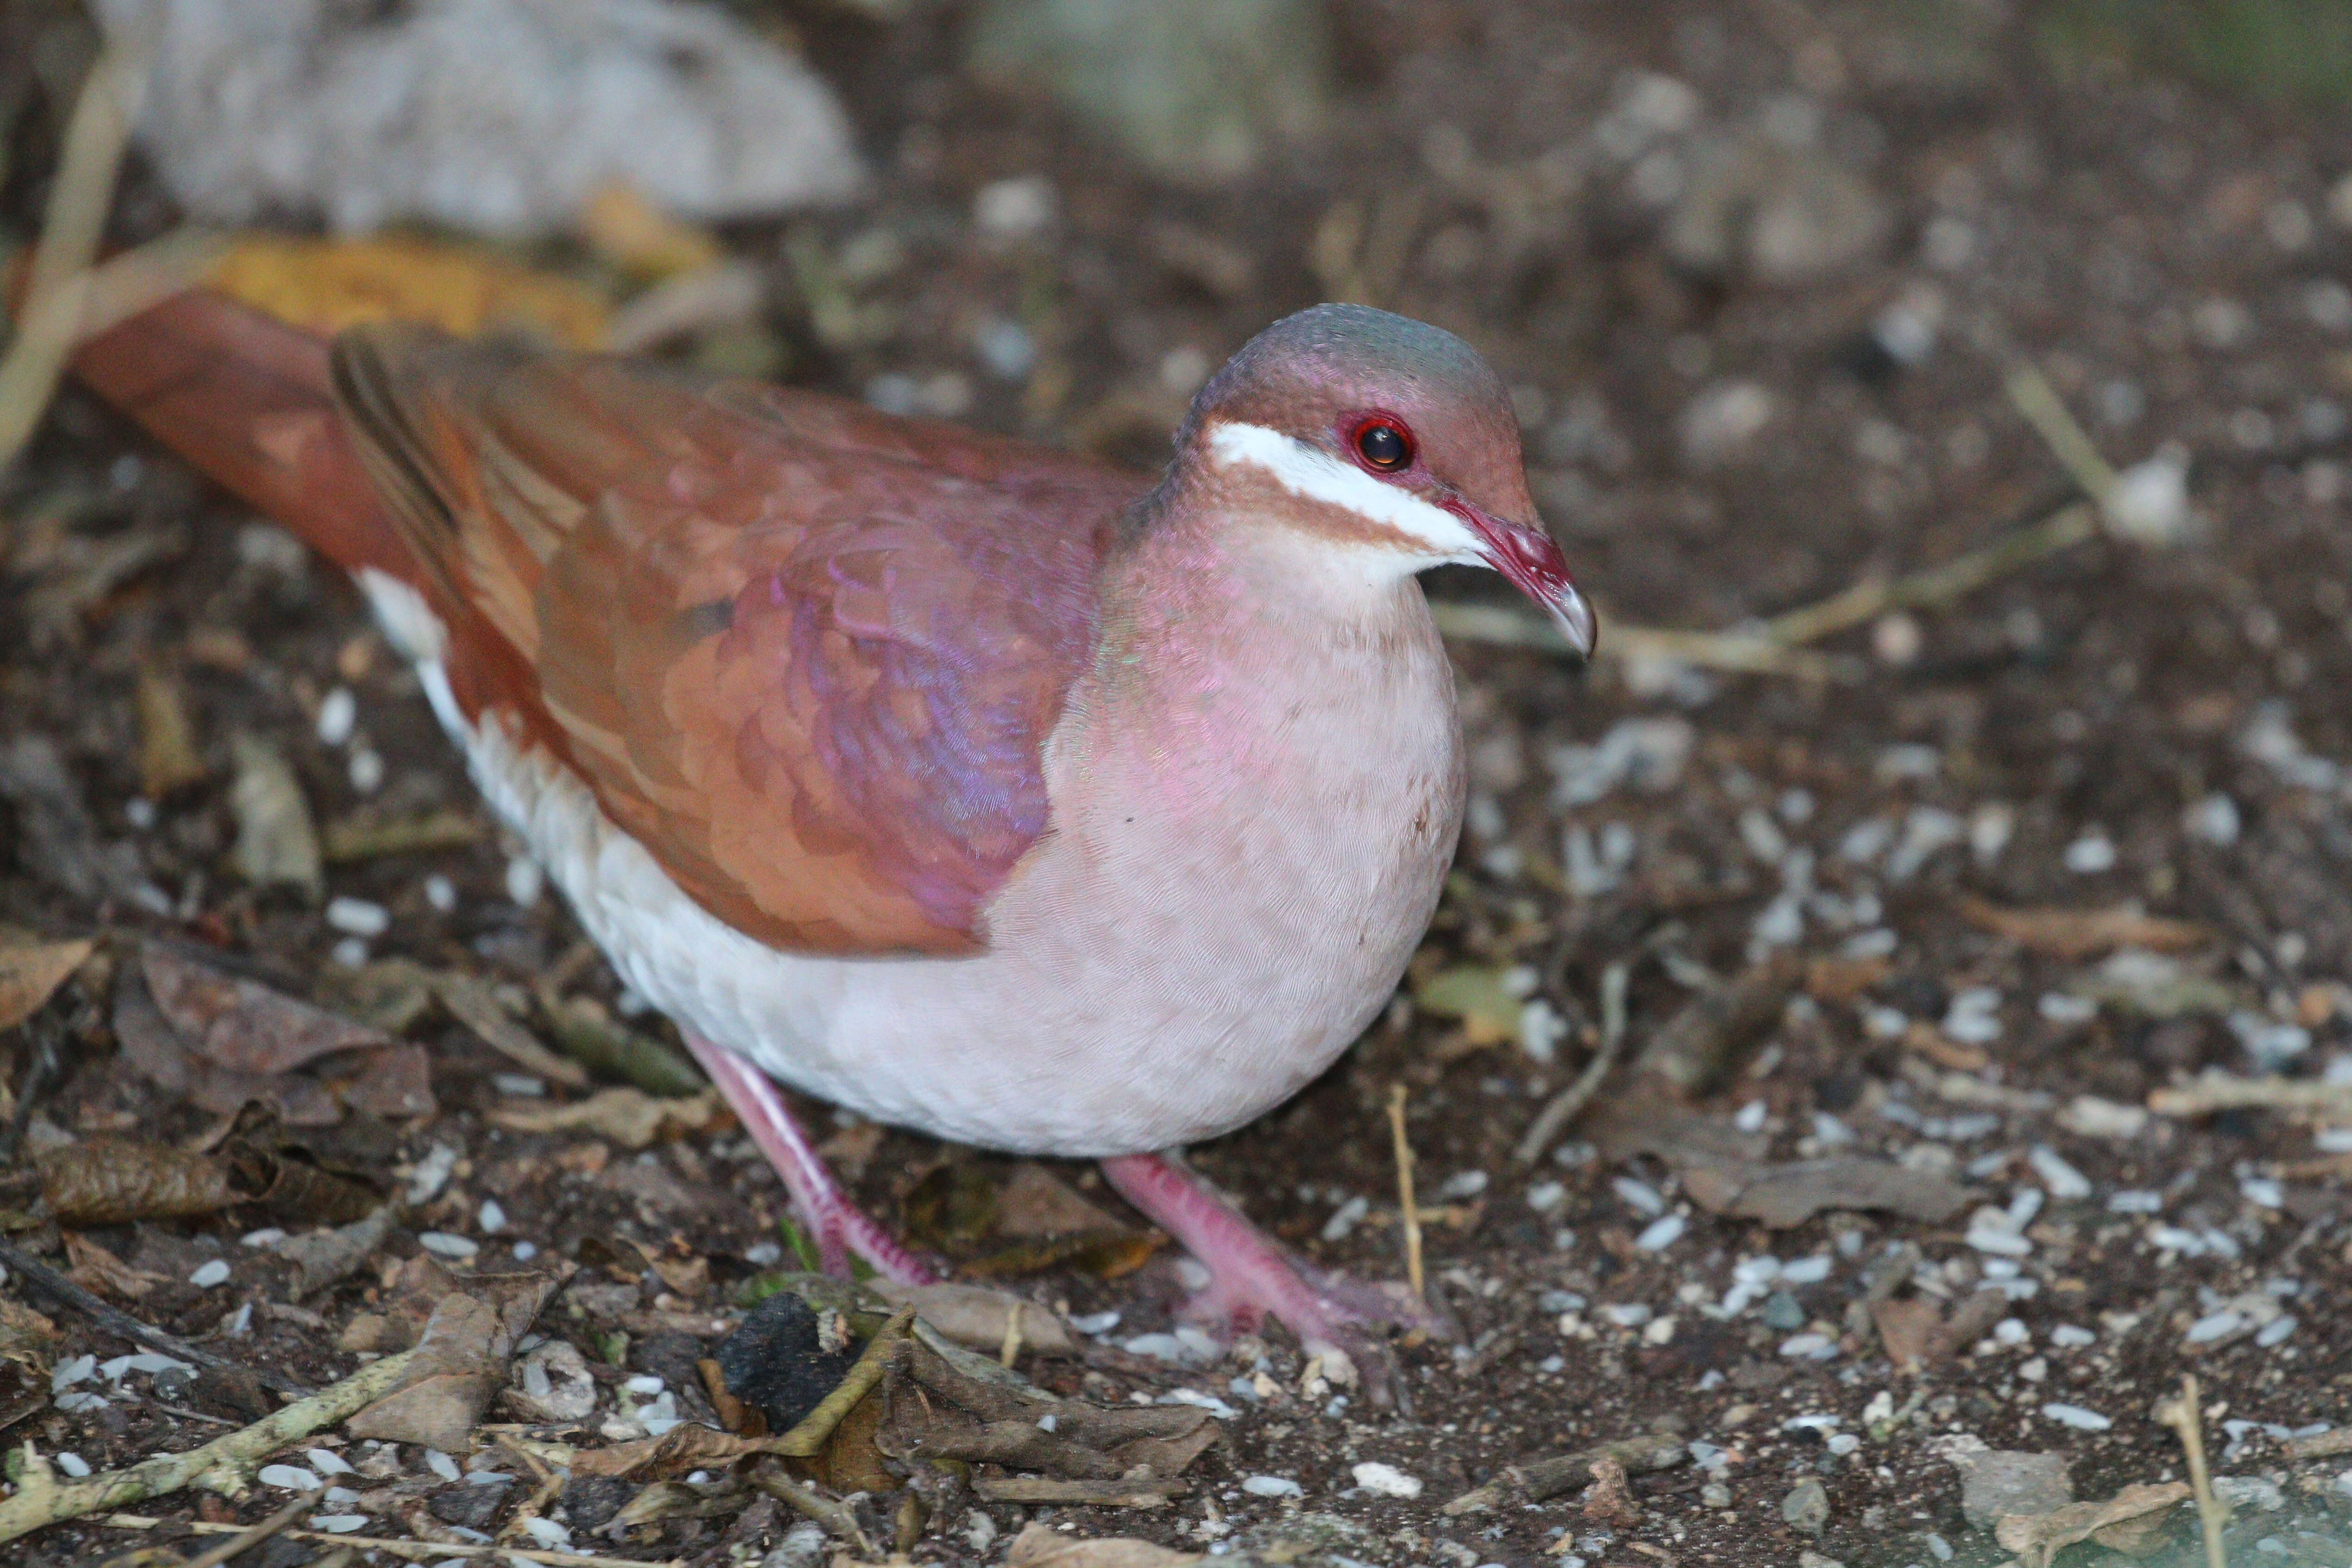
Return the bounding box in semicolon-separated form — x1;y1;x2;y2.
1003;1521;1202;1568
134;664;206;798
273;1205;395;1300
1993;1481;2192;1568
0;1298;57;1373
39;1139;234;1226
488;1085;725;1148
536;988;703;1097
432;973;589;1088
1960;897;2208;959
0;934;93;1032
62;1233;169;1299
345;1268;570;1451
1680;1156;1974;1228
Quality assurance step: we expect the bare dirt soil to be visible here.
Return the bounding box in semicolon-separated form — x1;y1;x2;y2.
3;4;2352;1568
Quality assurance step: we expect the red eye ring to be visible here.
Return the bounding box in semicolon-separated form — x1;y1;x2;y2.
1350;415;1414;473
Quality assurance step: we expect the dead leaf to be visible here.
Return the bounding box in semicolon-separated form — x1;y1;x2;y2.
489;1086;724;1148
0;935;92;1032
313;960;436;1033
1961;897;2207;960
228;734;321;890
208;234;609;346
1681;1156;1973;1227
39;1139;234;1226
274;1205;395;1300
329;1043;437;1119
433;974;589;1088
965;1231;1165;1281
1869;1297;1941;1371
143;945;389;1075
1580;1456;1642;1527
997;1164;1120;1237
1993;1482;2192;1568
1634;953;1803;1095
1414;964;1521;1046
134;665;206;798
580;184;725;278
570;1420;811;1479
1003;1521;1202;1568
320;810;484;864
114;961;340;1126
1805;954;1890;1004
347;1269;570;1449
0;1298;57;1372
870;1282;1075;1356
62;1233;169;1299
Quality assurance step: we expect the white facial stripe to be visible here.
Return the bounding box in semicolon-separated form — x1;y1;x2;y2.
1207;421;1485;562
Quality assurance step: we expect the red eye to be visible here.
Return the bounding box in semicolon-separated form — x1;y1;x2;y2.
1352;416;1413;472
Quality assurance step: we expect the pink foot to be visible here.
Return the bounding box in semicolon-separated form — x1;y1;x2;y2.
1100;1151;1444;1399
682;1032;937;1286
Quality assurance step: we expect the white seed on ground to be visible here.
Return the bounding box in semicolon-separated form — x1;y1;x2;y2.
325;896;389;937
306;1447;354;1475
260;1465;323;1490
2028;1145;2093;1199
55;1453;89;1477
317;687;356;747
1243;1475;1304;1497
348;749;384;793
189;1259;231;1288
423;874;457;912
2042;1403;2112;1431
1635;1214;1685;1251
309;1517;369;1534
478;1199;507;1232
424;1449;462;1481
418;1232;478;1259
505;855;544;908
1350;1461;1422;1498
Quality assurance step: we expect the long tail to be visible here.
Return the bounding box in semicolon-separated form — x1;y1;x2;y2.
67;290;423;587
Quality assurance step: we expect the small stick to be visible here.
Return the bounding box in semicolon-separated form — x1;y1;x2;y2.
102;1518;675;1568
747;1462;877;1556
0;1344;420;1542
1387;1083;1423;1303
1515;959;1631;1165
0;1239;311;1397
0;35;148;473
2004;362;2121;503
2156;1373;2228;1568
164;1493;313;1568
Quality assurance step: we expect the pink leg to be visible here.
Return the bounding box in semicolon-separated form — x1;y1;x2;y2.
682;1032;937;1286
1100;1151;1444;1392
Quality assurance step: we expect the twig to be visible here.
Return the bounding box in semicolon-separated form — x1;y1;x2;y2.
2004;362;2121;503
1441;1431;1690;1515
0;36;147;474
970;1475;1186;1507
747;1462;877;1556
1515;960;1631;1165
1429;602;1850;678
2149;1072;2352;1118
157;1493;312;1568
2156;1373;2229;1568
99;1518;674;1568
1756;502;2097;648
0;1345;421;1543
2283;1428;2352;1462
1386;1084;1423;1303
0;1239;311;1397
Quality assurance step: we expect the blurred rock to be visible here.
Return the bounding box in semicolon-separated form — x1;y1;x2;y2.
966;0;1332;185
1665;133;1892;286
1946;1446;2072;1531
100;0;864;237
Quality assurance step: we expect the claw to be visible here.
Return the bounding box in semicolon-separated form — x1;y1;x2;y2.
1101;1150;1448;1408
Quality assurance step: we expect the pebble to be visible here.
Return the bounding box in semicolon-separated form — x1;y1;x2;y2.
1320;1195;1370;1242
1243;1475;1304;1497
2107;1189;2162;1214
1779;1333;1838;1360
520;1517;573;1549
424;874;457;912
1525;1181;1566;1213
2256;1316;2297;1347
1780;1255;1833;1286
425;1449;462;1481
55;1453;89;1478
306;1448;354;1475
418;1232;478;1259
1611;1176;1665;1217
505;855;544;908
2037;992;2097;1026
309;1516;369;1534
2041;1403;2112;1431
189;1259;231;1288
1068;1310;1121;1335
1782;1478;1830;1534
348;749;384;793
260;1465;324;1491
1601;1303;1652;1328
1761;1292;1806;1331
973;175;1058;241
2050;1325;2096;1348
478;1199;507;1233
1351;1462;1423;1499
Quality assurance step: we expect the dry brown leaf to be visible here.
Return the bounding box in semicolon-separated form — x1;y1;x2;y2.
580;183;725;278
228;734;321;891
433;974;589;1088
489;1086;723;1148
62;1233;170;1299
114;961;341;1126
1681;1156;1971;1227
870;1281;1075;1356
1870;1297;1942;1371
997;1164;1120;1236
134;665;206;798
0;1297;57;1371
347;1270;569;1449
1003;1521;1202;1568
0;935;92;1032
1960;897;2208;959
208;234;609;346
143;944;390;1075
1993;1482;2192;1568
40;1139;235;1226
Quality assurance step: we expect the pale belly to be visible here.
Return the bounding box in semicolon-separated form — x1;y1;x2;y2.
371;575;1464;1157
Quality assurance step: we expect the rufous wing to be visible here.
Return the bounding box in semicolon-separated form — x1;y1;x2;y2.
329;325;1137;954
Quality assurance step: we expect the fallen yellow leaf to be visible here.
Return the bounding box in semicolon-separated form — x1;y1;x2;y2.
207;234;609;347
